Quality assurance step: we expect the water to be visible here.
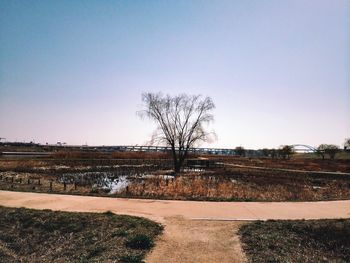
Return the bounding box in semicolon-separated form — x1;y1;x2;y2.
59;171;175;194
105;176;130;194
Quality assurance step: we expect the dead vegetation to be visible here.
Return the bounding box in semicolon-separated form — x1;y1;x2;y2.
217;156;350;173
0;206;162;263
52;150;172;160
124;168;350;201
239;219;350;262
0;157;349;202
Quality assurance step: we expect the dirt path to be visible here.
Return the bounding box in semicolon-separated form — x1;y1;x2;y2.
0;191;349;221
146;216;246;263
1;190;349;263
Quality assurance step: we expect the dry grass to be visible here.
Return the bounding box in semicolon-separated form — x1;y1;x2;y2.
111;151;171;159
123;168;350;201
217;156;350;173
0;206;162;263
239;219;350;262
52;151;109;159
52;150;172;160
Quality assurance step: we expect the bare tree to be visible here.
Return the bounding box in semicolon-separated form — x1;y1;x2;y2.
269;148;277;159
344;138;350;151
235;146;246;157
278;145;294;160
139;92;215;173
261;148;270;157
317;144;340;160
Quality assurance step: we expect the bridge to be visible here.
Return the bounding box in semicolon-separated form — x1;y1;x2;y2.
291;144;318;153
90;145;263;157
94;144;319;155
0;141;320;156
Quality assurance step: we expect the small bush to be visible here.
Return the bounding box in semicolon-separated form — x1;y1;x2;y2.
126;234;153;249
120;254;144;263
103;210;115;216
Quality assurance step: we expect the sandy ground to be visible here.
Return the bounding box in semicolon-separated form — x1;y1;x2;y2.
0;190;349;263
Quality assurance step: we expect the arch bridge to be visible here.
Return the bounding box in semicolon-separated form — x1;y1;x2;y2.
291;144;318;153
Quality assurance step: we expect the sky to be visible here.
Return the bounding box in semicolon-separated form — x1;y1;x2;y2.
0;0;349;149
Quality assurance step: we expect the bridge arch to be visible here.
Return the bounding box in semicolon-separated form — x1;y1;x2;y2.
291;144;317;153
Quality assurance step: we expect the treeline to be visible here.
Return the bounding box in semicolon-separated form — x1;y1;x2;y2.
235;137;350;160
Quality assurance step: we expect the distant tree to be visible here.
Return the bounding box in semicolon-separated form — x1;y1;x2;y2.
279;145;294;160
235;146;246;157
317;144;340;160
269;149;277;159
326;145;340;160
139;92;215;173
316;147;325;160
261;148;270;157
344;138;350;151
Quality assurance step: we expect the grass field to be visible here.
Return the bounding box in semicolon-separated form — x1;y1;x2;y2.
239;219;350;263
0;206;162;263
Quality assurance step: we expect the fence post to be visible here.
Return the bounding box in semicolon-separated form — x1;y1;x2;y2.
50;181;53;191
63;182;66;191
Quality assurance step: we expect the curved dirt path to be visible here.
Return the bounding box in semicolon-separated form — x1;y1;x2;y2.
1;191;349;263
0;191;348;222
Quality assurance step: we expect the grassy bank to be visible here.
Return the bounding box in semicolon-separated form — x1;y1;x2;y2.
239;219;350;262
0;206;162;263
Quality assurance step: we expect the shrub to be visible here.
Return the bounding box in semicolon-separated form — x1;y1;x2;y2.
126;234;153;249
103;210;115;216
317;144;340;160
120;254;144;263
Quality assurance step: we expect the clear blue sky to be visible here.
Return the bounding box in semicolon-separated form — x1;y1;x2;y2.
0;0;349;149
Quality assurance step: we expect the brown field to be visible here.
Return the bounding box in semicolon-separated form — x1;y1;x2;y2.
204;155;350;173
0;155;349;202
125;168;350;201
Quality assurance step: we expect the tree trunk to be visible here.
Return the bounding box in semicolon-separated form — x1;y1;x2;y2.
171;146;180;174
174;162;181;173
